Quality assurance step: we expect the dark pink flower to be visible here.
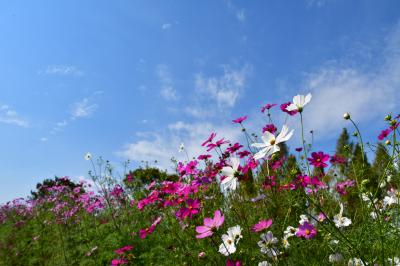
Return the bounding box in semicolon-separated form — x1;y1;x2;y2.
296;222;317;239
330;154;347;165
262;124;277;134
295;175;311;188
232;115;248;124
198;154;212;160
111;258;127;265
295;147;303;152
308;152;330;168
201;132;217;147
195;210;224;238
227;142;243;153
175;198;201;220
237;150;251;158
115;245;133;255
252;219;273;232
378;128;392;140
280;102;298;116
335;179;355;196
261;103;277;113
139;217;162;239
226;259;242;266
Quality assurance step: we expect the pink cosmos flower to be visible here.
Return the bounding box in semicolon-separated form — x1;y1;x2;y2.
330;154;346;165
232;116;248;124
115;245;133;255
296;222;317;239
226;259;242;266
111;258;127;266
378;128;392;140
175;198;201;220
295;175;311;188
317;213;326;222
307;152;330;168
335;179;355;196
261;103;277;113
201;132;217;147
227;143;243;153
195;210;224;238
280;102;298;116
237;150;251;158
139;216;162;239
262;124;277;134
198;154;212;160
252;219;273;232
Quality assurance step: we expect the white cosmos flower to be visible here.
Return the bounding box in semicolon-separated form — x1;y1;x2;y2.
258;231;278;256
383;189;399;208
283;226;298;238
329;253;344;263
251;125;294;160
218;234;236;256
333;203;352;228
220;157;240;194
286;93;312;112
348;258;365;266
388;257;400;266
299;214;309;225
227;225;242;244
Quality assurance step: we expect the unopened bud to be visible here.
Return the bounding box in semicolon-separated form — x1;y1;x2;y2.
390;120;397;126
385;140;391;146
384;115;391;121
352;132;358;137
343;112;350;120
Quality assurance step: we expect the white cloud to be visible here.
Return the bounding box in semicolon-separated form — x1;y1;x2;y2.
236;9;246;22
157;64;179;101
0;105;29;127
40;137;48;142
71;98;98;119
225;0;246;23
305;0;331;8
161;23;171;30
301;22;400;139
116;121;242;171
39;65;84;76
195;65;250;109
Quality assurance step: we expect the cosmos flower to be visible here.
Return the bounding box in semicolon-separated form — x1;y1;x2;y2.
220;157;240;194
261;103;277;113
232;116;248;124
252;219;273;232
333;203;352;228
307;151;330;168
251;125;294;160
195;210;224;238
285;93;312;113
296;222;317;239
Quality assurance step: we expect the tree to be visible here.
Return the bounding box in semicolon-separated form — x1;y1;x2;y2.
30;176;83;200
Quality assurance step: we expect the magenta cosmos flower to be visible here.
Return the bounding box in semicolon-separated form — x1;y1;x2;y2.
307;151;329;168
232;116;248;124
252;219;273;232
378;128;392;140
261;103;277;113
296;222;317;239
195;210;224;238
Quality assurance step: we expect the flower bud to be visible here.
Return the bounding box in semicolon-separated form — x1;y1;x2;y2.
385;140;391;146
352;132;358;137
390;120;397;126
384;115;391;121
343;112;350;120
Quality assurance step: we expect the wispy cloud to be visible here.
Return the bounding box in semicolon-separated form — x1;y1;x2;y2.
157;64;179;101
161;23;171;30
0;105;29;127
71;98;98;119
225;0;246;22
38;65;84;76
195;65;250;109
300;22;400;139
305;0;331;8
116;121;241;171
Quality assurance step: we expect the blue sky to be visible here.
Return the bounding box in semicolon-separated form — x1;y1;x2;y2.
1;0;400;203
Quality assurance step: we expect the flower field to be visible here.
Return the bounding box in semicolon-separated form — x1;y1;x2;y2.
1;93;399;266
